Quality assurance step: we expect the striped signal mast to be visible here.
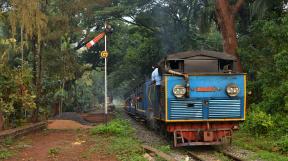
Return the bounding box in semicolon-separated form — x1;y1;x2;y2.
78;22;112;124
104;21;108;125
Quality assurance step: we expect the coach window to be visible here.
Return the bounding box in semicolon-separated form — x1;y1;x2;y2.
168;60;184;72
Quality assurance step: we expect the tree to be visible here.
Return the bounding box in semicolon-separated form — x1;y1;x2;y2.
215;0;245;71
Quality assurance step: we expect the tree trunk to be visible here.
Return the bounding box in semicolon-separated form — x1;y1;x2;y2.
31;38;42;122
0;112;4;130
215;0;244;72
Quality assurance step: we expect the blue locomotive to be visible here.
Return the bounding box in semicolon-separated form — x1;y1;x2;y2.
125;50;246;147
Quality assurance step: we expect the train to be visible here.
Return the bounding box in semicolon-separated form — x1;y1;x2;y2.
124;50;246;147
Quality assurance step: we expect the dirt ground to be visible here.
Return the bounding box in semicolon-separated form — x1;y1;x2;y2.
47;120;91;130
4;124;116;161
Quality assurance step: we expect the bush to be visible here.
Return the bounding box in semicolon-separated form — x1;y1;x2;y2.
245;106;274;135
275;135;288;154
271;114;288;137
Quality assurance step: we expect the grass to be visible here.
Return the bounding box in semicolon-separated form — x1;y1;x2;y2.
3;137;14;146
90;118;146;161
233;130;288;161
48;147;61;156
90;119;134;136
157;145;171;153
251;150;288;161
214;152;231;161
233;131;273;151
0;137;15;159
0;149;13;159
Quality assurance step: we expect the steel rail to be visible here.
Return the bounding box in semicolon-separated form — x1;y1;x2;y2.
187;148;245;161
187;151;206;161
218;149;245;161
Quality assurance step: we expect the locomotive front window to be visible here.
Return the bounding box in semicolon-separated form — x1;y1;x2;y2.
219;60;233;72
184;59;218;73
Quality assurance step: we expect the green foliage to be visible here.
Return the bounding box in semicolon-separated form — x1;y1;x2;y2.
74;70;104;112
157;145;171;154
239;16;288;112
109;136;145;161
275;135;288;154
91;119;133;136
234;131;275;152
0;149;13;159
244;107;274;135
239;14;288;139
252;150;288;161
48;147;61;156
271;114;288;136
90;118;145;161
214;152;231;161
3;137;14;146
0;61;36;120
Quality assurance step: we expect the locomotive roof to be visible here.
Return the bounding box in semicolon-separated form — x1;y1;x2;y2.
163;50;237;61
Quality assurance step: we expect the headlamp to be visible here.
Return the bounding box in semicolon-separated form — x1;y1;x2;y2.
226;84;240;97
173;85;186;98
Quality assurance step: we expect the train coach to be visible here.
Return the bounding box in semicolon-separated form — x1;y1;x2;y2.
125;50;246;147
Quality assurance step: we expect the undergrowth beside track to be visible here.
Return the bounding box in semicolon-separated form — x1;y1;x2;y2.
90;118;147;161
233;130;288;161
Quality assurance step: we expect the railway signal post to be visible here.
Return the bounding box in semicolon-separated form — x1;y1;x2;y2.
104;22;108;125
77;21;111;125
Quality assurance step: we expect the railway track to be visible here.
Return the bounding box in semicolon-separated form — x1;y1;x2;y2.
187;148;245;161
124;109;247;161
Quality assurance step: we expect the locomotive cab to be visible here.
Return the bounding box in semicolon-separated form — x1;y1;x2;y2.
162;50;240;74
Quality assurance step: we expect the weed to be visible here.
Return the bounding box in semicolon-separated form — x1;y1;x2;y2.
0;149;13;159
80;146;99;159
157;145;171;153
90;118;146;161
233;130;288;160
233;130;274;152
48;147;61;156
76;128;81;133
275;135;288;153
214;152;231;161
251;150;288;161
90;119;133;136
154;155;167;161
3;137;14;146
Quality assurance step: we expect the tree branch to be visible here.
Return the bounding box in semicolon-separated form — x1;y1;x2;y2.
232;0;245;14
118;17;156;32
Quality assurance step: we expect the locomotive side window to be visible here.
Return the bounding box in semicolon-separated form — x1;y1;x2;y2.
168;60;184;72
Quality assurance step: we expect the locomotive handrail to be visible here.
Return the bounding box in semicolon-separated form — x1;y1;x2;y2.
165;69;190;98
147;85;153;105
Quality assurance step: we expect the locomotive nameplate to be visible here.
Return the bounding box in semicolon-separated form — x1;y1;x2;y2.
192;87;220;92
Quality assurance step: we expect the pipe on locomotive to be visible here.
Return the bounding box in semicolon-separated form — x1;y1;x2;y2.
165;69;190;98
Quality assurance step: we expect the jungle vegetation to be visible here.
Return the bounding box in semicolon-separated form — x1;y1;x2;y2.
0;0;287;155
